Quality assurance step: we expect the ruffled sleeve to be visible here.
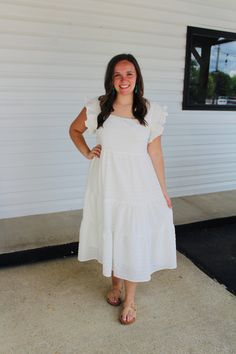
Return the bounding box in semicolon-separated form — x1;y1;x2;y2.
148;102;168;143
84;97;100;135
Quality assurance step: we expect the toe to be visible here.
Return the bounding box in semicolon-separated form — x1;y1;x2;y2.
121;310;129;323
127;311;132;322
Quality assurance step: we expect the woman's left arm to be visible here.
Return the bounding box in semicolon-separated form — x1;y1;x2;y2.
147;136;172;208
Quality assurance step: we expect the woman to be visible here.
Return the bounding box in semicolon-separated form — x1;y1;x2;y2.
69;53;177;325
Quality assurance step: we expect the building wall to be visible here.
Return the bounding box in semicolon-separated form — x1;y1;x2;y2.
0;0;236;252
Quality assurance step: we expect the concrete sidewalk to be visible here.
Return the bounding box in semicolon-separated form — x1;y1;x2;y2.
0;190;235;354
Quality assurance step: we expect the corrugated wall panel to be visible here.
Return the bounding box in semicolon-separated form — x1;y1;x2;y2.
0;0;236;218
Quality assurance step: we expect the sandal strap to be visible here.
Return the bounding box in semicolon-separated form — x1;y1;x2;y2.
120;303;137;324
122;303;137;310
107;287;122;300
121;304;137;316
108;288;122;295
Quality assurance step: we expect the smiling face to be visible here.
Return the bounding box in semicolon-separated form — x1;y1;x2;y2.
113;60;137;96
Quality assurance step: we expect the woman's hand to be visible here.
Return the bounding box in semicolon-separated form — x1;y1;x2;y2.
86;144;102;160
162;191;173;209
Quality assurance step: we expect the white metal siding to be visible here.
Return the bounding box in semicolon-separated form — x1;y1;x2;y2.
0;0;236;218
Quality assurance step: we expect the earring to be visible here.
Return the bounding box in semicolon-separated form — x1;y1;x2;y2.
134;84;138;94
112;87;116;94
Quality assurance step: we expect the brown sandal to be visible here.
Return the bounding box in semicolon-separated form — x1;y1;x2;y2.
119;303;137;325
106;287;122;306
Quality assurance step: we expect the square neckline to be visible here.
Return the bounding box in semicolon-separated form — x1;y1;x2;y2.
109;114;137;121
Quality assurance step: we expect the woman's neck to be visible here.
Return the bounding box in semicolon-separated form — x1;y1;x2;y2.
115;94;133;106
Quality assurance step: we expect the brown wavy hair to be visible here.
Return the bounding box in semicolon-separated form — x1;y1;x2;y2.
97;54;149;129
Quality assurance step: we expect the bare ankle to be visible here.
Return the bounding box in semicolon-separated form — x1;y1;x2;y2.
112;275;123;289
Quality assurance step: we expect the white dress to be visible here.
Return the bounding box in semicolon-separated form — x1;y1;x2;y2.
78;97;177;282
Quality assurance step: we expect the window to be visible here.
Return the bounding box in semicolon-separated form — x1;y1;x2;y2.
183;26;236;110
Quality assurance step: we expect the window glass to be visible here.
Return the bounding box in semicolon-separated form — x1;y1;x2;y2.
183;27;236;110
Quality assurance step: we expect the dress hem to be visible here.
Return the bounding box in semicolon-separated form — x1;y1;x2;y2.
78;255;177;282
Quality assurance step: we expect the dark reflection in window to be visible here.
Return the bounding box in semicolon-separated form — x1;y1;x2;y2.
183;26;236;110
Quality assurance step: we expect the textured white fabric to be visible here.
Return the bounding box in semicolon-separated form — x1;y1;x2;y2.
84;97;100;134
148;102;168;143
78;97;177;282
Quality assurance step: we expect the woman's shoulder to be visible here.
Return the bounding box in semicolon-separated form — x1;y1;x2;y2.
147;100;164;111
83;97;100;134
85;96;100;106
85;96;101;113
147;100;167;116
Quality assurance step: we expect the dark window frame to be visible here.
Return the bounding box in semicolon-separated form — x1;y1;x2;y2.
182;26;236;111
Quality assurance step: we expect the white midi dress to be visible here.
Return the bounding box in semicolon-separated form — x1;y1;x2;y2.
78;97;177;282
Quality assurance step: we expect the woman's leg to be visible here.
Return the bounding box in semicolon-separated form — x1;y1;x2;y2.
112;272;123;290
106;272;123;305
120;280;137;323
124;280;137;304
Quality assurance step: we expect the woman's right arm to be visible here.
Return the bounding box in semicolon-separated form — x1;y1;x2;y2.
69;107;101;160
